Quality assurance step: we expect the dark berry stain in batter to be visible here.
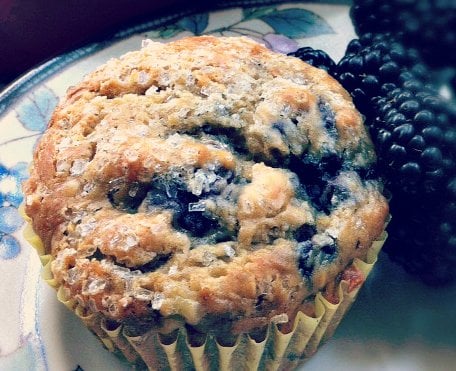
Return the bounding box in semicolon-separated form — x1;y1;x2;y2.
134;254;172;273
297;238;338;279
294;224;317;242
296;241;314;278
318;100;338;138
272;122;286;136
288;153;344;214
108;179;150;213
144;169;234;241
200;124;249;156
87;248;171;273
176;211;219;238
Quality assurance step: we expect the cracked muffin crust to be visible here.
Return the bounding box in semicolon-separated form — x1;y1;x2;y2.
23;36;389;336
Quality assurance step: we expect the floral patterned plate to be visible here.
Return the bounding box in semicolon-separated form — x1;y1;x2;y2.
1;1;455;370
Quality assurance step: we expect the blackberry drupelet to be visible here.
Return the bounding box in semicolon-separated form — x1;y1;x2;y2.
350;0;456;68
288;47;336;76
336;33;429;117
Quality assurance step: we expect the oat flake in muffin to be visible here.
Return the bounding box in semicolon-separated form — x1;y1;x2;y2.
23;36;388;340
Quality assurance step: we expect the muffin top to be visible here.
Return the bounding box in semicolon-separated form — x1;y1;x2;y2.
23;36;388;334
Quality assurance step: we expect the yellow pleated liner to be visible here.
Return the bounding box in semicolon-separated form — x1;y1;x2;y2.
22;204;388;370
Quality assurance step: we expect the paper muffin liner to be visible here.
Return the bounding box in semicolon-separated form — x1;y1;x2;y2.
21;206;388;370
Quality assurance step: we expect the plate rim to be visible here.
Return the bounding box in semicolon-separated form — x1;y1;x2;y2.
0;0;351;116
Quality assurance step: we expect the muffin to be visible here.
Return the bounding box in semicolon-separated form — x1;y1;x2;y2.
22;36;389;370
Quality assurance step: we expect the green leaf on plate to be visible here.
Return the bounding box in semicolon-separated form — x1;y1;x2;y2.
176;13;209;35
242;6;276;21
158;25;182;39
260;8;334;38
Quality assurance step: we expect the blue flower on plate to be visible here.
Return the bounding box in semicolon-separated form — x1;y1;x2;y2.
16;86;58;133
0;162;28;208
0;162;28;260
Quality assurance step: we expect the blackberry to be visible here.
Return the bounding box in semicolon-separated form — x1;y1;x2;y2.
370;81;456;196
350;0;456;68
336;33;429;116
335;33;456;196
334;31;456;283
384;177;456;285
288;47;336;76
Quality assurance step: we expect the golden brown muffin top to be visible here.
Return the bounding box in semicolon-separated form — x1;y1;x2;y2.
23;36;388;334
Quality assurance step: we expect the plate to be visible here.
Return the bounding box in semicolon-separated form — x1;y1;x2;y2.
0;1;455;370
